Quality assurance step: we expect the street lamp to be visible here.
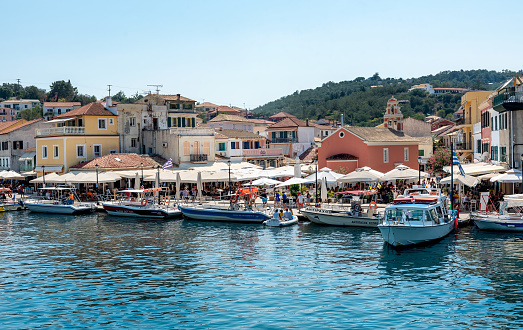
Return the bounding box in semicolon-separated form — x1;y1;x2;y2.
42;165;46;187
520;154;523;193
418;156;422;185
315;159;318;203
140;162;144;185
156;165;161;204
227;160;232;197
95;164;99;203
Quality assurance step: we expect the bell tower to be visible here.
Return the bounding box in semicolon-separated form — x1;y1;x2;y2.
383;96;403;132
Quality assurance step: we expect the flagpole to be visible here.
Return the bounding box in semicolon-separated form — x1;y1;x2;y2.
451;140;454;211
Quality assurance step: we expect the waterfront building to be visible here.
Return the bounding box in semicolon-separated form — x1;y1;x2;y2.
266;117;315;158
35;102;119;174
0;107;18;121
455;91;491;161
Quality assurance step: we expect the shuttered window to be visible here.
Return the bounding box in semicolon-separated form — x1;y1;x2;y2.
183;141;190;156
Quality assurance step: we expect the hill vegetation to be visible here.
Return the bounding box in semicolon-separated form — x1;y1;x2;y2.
253;70;520;126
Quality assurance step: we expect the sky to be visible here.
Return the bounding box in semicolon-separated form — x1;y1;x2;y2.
3;0;522;109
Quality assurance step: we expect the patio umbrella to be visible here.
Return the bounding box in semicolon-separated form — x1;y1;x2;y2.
303;168;343;184
321;177;328;201
197;171;203;202
29;172;60;184
337;167;384;183
251;177;282;186
440;174;479;187
134;172;140;189
490;169;522;183
276;177;308;187
176;172;181;201
294;158;302;178
1;170;24;180
381;164;428;181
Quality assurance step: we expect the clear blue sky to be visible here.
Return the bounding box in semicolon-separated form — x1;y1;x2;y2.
4;0;521;109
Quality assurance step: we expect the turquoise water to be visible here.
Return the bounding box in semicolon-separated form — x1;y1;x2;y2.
2;211;523;329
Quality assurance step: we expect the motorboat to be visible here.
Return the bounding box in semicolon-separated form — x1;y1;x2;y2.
263;215;299;227
25;186;95;215
178;202;270;223
0;188;25;211
472;196;523;232
300;203;381;227
378;188;457;247
102;188;182;219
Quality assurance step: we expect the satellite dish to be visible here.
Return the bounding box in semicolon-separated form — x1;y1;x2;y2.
481;152;490;162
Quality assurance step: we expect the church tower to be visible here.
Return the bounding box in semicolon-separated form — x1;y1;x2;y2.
383;96;403;132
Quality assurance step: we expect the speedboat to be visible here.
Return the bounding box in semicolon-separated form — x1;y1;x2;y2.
263;215;298;227
300;202;381;227
25;186;95;215
0;188;25;211
178;202;270;223
472;196;523;231
102;188;182;219
378;188;457;247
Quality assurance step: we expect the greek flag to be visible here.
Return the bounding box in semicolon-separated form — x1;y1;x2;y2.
162;158;173;169
452;152;465;176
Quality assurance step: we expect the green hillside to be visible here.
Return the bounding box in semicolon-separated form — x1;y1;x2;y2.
253;70;520;126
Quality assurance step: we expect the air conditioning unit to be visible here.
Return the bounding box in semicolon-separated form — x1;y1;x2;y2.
162;142;168;147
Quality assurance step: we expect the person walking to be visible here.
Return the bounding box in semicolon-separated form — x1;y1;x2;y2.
297;192;304;212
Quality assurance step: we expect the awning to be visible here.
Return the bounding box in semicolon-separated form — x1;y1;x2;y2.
18;151;36;161
46;117;77;124
35;165;64;172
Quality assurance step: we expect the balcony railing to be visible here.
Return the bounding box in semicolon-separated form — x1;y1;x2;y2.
20;164;34;172
36;127;85;136
243;148;283;157
493;91;523;112
170;128;214;136
456;142;472;151
190;154;208;162
271;138;298;143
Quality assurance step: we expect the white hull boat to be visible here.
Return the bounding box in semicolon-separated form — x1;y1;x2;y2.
473;215;523;232
102;188;182;219
263;215;298;227
378;188;457;247
301;207;381;227
25;200;95;215
178;204;270;223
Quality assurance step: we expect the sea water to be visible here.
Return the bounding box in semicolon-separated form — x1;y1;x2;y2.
1;211;523;329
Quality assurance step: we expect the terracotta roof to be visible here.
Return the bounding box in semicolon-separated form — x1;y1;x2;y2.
209;114;252;123
156;94;195;102
269;111;296;119
326;153;358;160
44;102;81;107
345;127;420;143
418;136;434;145
315;124;336;129
210;106;241;114
250;118;273;125
69;153;156;169
54;102;116;119
299;146;318;162
0;118;44;135
214;129;266;139
24;146;36;152
196;102;219;108
0;120;23;132
268;117;309;129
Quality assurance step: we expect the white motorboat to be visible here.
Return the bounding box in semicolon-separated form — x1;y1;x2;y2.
301;204;381;227
472;197;523;232
378;188;458;247
102;188;182;219
178;203;270;223
0;187;25;211
263;215;298;227
25;186;95;215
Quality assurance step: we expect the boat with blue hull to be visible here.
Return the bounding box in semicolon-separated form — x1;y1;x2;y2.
178;204;270;223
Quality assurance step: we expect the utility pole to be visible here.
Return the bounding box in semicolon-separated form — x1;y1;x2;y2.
107;84;112;97
147;84;163;95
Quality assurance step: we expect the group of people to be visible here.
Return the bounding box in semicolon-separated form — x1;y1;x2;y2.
273;208;294;221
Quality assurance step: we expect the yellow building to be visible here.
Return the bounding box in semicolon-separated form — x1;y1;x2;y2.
35;103;119;174
456;91;491;160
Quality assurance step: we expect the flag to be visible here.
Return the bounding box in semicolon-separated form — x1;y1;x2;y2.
452;152;465;177
162;158;173;169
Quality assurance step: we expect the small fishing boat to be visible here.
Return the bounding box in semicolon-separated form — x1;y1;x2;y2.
102;188;181;219
0;188;25;211
472;196;523;232
378;188;457;247
263;215;298;227
178;203;270;223
300;203;381;227
25;186;95;215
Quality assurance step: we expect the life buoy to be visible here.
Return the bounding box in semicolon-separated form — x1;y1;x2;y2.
7;193;12;198
231;194;238;203
250;193;257;201
141;199;147;206
369;202;377;210
165;196;171;204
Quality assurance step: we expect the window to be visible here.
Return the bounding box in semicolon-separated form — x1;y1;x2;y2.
218;143;226;151
383;148;389;163
501;146;507;162
194;141;200;155
109;118;114;125
476;140;481;154
1;141;8;150
42;145;48;159
130;117;136;127
53;145;59;158
243;141;250;149
495;116;498;131
109;149;117;154
12;141;23;150
183;141;190;156
418;149;425;157
93;145;102;158
57;109;62;115
77;145;85;158
98;119;107;130
404;147;409;161
131;138;137;148
204;141;210;155
183;104;192;110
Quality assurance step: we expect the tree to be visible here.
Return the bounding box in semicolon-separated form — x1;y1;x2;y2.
18;106;43;120
48;80;77;101
22;86;46;101
426;147;451;177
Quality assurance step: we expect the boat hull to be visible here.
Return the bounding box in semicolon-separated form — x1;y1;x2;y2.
474;216;523;232
25;202;94;215
102;203;182;219
263;216;298;227
301;209;380;227
179;205;269;223
1;203;25;211
378;220;455;247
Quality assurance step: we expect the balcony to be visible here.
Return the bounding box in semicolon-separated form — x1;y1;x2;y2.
170;128;214;136
36;127;85;137
20;164;34;172
190;154;208;162
243;148;283;157
271;138;298;143
493;91;523;112
456;142;472;151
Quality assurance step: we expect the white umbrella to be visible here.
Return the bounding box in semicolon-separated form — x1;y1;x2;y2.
276;177;308;187
294;158;302;178
29;172;60;184
303;169;343;184
197;171;203;202
440;174;479;187
251;177;282;186
1;170;24;180
321;177;328;201
134;172;140;189
176;172;181;201
337;167;384;183
491;169;522;183
381;164;428;181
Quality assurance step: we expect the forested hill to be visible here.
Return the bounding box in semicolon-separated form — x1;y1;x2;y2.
253;70;519;126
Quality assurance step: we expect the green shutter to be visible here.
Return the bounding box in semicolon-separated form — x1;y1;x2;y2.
168;117;172;127
191;117;195;127
178;117;182;127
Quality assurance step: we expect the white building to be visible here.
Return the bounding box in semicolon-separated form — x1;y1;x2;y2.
207;114;254;132
0;99;41;119
43;102;81;118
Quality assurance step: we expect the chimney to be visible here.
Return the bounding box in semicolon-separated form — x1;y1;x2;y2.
306;119;309;126
220;127;223;131
106;96;112;107
177;94;181;100
341;113;344;127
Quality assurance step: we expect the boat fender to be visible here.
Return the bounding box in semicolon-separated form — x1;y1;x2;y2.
141;199;148;207
165;196;171;204
7;193;12;198
369;202;377;210
231;194;239;203
250;193;257;201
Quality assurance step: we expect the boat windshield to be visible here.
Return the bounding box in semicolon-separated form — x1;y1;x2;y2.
386;208;424;222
